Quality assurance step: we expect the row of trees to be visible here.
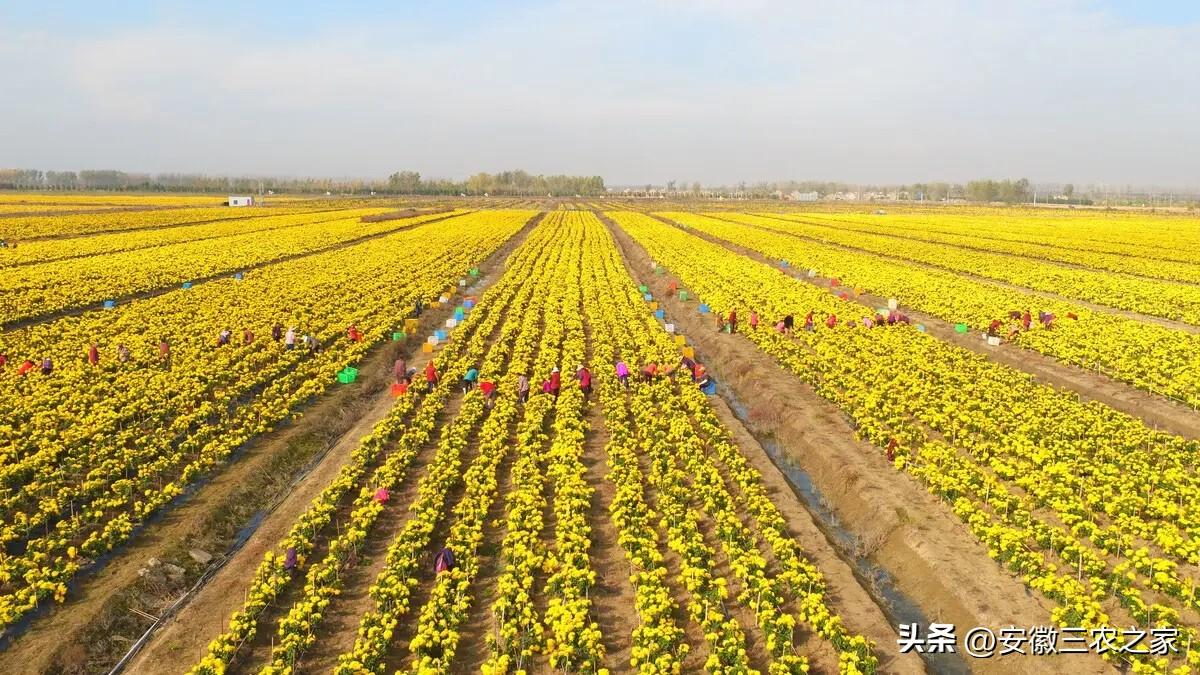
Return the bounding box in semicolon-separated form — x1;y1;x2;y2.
387;170;605;196
0;167;607;197
0;169;379;194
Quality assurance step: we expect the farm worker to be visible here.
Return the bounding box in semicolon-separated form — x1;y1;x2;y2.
284;327;297;351
782;314;795;333
1021;310;1032;331
714;313;726;333
517;373;530;403
1041;313;1056;329
862;317;873;329
640;363;658;382
283;547;298;573
615;360;631;389
727;309;737;333
393;357;407;383
693;363;709;388
217;329;232;346
425;362;439;392
577;365;592;397
826;314;837;329
775;320;786;333
0;353;6;370
18;359;35;376
1067;312;1078;320
412;298;424;318
749;311;759;331
887;312;898;325
159;338;170;363
668;280;678;297
41;356;53;376
549;367;561;397
680;355;697;376
462;365;479;393
348;324;363;342
988;319;1002;337
1008;310;1022;320
541;379;553;394
480;380;497;407
116;344;131;364
886;438;899;462
804;311;814;331
308;334;323;354
87;343;99;366
373;487;390;503
243;328;254;345
434;547;455;574
272;323;283;341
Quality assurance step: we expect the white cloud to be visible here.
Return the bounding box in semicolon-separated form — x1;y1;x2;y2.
1;0;1197;186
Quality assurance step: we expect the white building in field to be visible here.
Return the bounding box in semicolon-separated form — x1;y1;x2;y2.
228;195;254;207
788;191;820;202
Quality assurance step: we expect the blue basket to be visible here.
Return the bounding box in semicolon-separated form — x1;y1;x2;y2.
103;300;115;309
435;329;448;341
698;303;710;314
643;293;652;302
654;309;665;320
182;281;193;290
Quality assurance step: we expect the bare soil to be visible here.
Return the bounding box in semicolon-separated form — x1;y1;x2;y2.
577;403;639;671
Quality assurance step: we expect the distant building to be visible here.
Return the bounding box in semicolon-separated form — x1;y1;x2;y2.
228;195;254;207
788;191;819;202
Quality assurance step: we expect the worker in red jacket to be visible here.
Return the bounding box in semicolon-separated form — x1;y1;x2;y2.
424;361;438;393
577;365;592;398
826;314;837;329
87;343;99;366
549;367;561;398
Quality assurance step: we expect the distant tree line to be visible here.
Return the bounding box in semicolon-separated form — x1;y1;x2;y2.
0;167;606;196
388;169;606;196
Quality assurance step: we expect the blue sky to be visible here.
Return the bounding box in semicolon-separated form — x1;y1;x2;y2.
1;1;1197;186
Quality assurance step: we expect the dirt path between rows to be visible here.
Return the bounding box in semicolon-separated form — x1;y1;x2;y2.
3;210;474;332
705;395;925;675
578;403;639;671
604;215;1115;675
728;212;1200;336
0;214;540;675
657;214;1200;440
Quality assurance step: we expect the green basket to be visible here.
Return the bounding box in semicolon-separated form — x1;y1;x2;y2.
679;290;689;302
638;284;648;293
392;331;405;342
954;323;968;333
